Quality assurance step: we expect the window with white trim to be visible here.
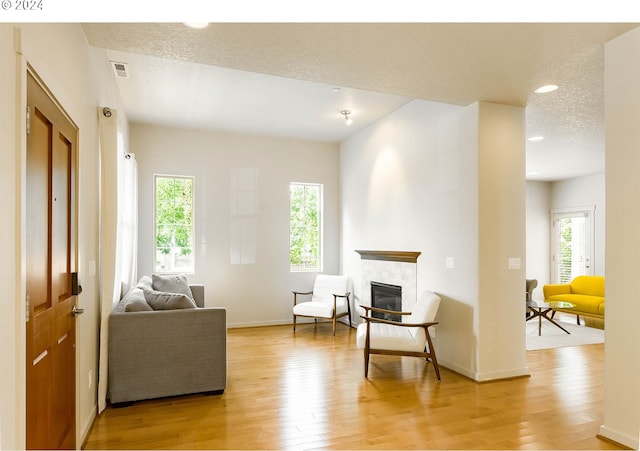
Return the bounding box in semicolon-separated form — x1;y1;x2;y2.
154;175;194;273
290;182;322;271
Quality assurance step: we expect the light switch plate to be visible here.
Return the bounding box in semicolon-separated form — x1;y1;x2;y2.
508;258;521;270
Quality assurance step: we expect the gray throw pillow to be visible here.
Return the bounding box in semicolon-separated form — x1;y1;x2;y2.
125;298;154;312
136;275;153;292
143;289;197;310
152;274;194;301
121;287;153;312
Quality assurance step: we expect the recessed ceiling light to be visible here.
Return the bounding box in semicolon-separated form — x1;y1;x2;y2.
527;171;539;176
528;136;544;142
332;87;342;93
534;84;558;94
184;22;209;29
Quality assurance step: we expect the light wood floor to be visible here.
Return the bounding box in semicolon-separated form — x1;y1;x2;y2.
84;322;624;450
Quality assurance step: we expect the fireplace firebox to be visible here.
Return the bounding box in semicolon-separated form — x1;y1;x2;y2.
370;281;402;322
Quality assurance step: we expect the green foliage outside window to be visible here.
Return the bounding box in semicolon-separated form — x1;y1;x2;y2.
290;183;321;271
155;176;194;273
557;218;573;284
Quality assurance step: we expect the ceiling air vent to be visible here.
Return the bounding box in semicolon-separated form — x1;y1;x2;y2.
110;61;129;79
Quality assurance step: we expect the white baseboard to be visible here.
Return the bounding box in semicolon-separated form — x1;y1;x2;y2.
80;405;97;448
228;317;357;330
438;359;531;382
598;424;639;449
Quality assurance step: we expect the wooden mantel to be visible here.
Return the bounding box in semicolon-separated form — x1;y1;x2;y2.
355;250;421;263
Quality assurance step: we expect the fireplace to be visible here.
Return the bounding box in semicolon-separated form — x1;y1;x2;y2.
356;250;419;319
371;281;402;322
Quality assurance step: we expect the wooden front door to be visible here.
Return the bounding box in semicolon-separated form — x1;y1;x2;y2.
25;71;78;450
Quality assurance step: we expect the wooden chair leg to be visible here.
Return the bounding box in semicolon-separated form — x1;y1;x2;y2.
364;349;370;378
293;315;296;332
332;316;337;335
577;315;581;325
347;298;352;327
364;321;371;377
425;330;441;381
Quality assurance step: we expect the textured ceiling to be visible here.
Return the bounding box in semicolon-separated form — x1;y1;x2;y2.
82;22;639;181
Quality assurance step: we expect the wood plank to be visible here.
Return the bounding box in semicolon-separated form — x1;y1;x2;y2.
355;250;421;263
84;324;625;450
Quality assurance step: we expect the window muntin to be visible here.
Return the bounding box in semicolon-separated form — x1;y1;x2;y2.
290;183;322;272
154;175;194;273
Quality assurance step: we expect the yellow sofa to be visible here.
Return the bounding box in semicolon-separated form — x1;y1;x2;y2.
543;275;605;323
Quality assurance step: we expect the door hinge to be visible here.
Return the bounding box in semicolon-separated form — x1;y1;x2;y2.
26;106;31;135
25;293;30;322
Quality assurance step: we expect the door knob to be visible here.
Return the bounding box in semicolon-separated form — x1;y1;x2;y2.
71;305;84;316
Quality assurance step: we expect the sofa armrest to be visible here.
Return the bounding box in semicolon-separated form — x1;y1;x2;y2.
189;284;205;307
543;283;572;299
108;307;226;404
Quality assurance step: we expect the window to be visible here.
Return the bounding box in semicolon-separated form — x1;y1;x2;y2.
154;175;194;273
290;183;322;271
551;207;594;283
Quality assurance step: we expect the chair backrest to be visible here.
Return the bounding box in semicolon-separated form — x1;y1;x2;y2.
526;279;538;302
312;275;351;304
409;290;441;324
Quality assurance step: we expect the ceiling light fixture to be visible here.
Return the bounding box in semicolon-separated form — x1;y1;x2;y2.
528;136;544;142
341;110;352;125
534;84;559;94
184;22;209;29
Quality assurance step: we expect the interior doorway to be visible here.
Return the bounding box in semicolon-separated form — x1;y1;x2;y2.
25;69;79;450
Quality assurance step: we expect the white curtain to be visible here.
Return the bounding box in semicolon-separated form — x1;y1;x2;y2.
97;107;138;413
118;147;138;291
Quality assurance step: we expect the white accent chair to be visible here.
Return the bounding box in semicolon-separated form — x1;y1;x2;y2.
292;275;352;335
356;290;441;380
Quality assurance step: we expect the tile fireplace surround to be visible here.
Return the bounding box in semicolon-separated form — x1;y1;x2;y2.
355;250;420;314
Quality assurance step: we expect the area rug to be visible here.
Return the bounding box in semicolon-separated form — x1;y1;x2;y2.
526;319;605;351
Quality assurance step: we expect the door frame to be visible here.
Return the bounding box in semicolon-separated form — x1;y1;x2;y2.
19;61;81;448
549;205;596;284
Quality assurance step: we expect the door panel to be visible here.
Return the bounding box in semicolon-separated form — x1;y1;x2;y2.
51;131;72;302
26;71;78;450
26;108;51;313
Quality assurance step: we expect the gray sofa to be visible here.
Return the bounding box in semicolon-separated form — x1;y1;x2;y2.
108;278;227;405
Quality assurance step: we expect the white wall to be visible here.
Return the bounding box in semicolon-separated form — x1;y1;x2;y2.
341;99;527;381
131;123;341;327
525;181;551;296
0;23;124;449
601;26;640;450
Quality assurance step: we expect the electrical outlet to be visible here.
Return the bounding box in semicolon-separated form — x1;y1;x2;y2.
508;258;521;270
445;257;455;269
89;370;93;389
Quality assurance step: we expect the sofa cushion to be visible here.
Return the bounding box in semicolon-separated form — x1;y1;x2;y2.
547;294;605;315
143;289;197;310
152;274;194;301
356;322;424;352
